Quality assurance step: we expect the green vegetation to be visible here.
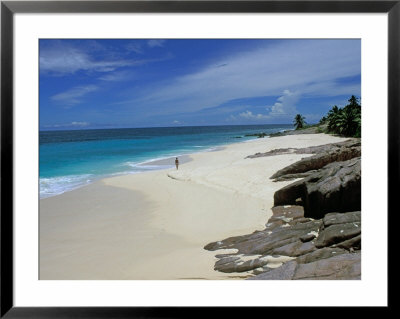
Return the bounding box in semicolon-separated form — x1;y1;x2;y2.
325;95;361;137
319;116;327;125
292;95;361;138
293;114;306;130
316;126;324;134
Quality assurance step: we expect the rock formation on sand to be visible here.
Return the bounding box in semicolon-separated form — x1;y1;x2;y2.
247;138;360;180
204;137;361;280
274;157;361;219
268;124;328;137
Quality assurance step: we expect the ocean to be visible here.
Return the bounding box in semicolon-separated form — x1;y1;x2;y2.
39;124;292;198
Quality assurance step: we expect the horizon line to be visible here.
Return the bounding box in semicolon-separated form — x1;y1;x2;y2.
39;123;302;132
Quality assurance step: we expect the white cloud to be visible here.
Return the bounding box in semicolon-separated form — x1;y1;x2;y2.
98;71;132;82
267;90;300;117
70;121;90;127
51;85;98;106
147;40;166;48
126;40;360;116
234;90;301;122
238;110;270;121
43;121;90;128
126;42;144;54
40;43;150;75
40;47;131;74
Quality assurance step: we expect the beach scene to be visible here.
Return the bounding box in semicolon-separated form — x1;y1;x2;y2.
39;39;361;280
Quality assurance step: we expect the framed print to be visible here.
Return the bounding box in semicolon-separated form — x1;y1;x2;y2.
1;0;395;316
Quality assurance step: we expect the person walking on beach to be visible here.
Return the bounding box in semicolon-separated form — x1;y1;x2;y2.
175;157;179;170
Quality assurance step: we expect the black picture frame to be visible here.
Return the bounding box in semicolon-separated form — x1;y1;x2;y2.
1;0;394;317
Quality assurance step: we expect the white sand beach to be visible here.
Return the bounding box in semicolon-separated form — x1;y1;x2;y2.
40;133;348;280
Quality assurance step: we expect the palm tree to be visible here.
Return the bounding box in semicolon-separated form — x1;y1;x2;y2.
333;107;360;137
293;114;306;130
319;116;327;124
327;105;341;133
325;96;361;137
347;95;360;108
327;105;340;120
354;116;361;138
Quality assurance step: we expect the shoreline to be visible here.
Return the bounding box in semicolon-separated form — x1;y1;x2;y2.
39;141;238;200
39;125;296;200
40;133;349;279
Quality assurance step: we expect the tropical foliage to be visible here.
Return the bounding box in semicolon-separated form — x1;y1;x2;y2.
325;95;361;137
293;114;306;130
319;116;327;125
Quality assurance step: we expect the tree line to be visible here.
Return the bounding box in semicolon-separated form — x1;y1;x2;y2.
293;95;361;138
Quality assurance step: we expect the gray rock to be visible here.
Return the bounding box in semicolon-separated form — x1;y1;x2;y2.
272;240;316;257
245;220;322;255
292;252;361;280
335;234;361;250
204;229;266;251
248;252;360;280
204;205;319;256
252;266;273;276
215;253;236;259
289;217;313;225
324;211;361;227
215;256;269;273
274;157;361;219
215;256;240;267
296;247;348;264
315;222;361;248
300;233;316;242
270;205;304;221
247;261;298;280
206;137;362;280
273;182;305;207
269;139;361;180
205;200;361;279
247;139;359;166
268;124;328;137
247;147;297;158
206;208;319;251
264;220;286;230
273;171;318;182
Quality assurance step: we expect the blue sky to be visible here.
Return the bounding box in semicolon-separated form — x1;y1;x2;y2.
39;39;361;130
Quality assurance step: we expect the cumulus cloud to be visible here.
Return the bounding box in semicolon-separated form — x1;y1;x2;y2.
238;110;270;121
267;90;300;117
232;90;300;123
51;85;98;106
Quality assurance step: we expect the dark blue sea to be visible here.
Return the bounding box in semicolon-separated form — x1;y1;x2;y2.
39;124;292;198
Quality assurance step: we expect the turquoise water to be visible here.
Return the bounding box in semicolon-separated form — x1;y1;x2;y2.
39;125;292;198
